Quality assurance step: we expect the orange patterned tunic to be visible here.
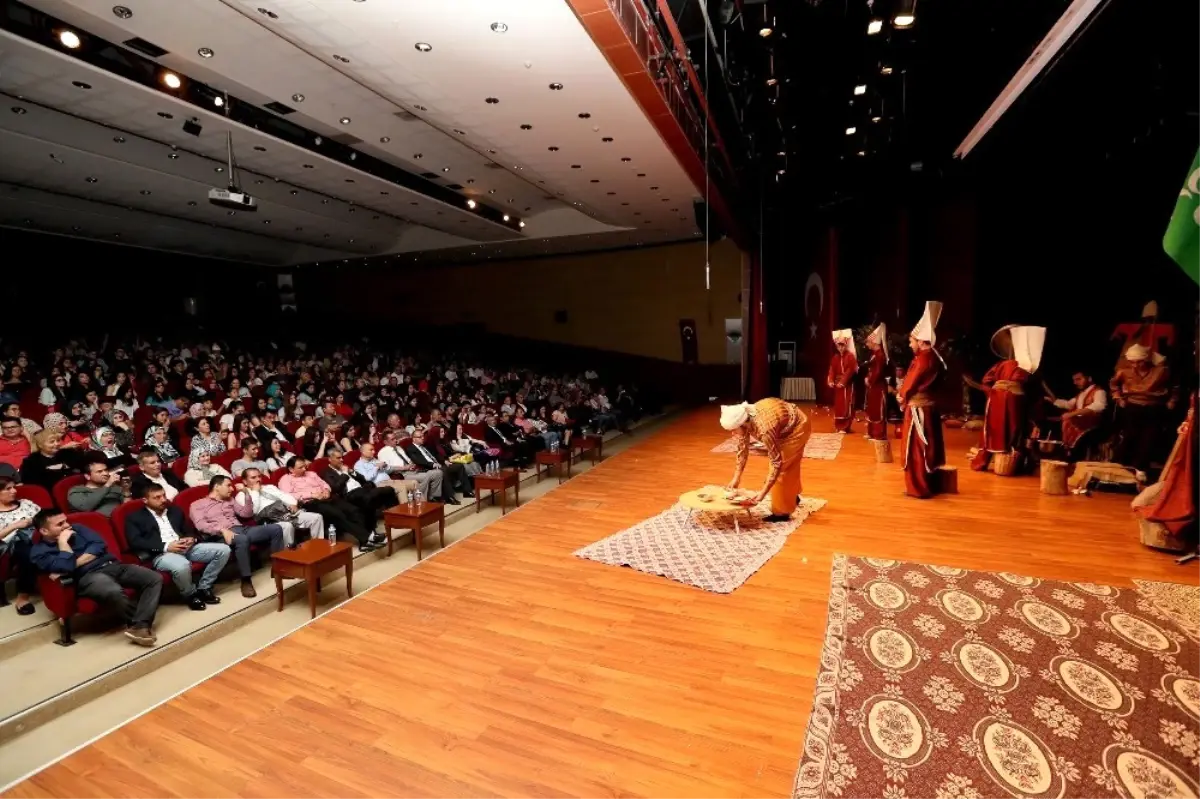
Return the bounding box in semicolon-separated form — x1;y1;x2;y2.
730;398;805;497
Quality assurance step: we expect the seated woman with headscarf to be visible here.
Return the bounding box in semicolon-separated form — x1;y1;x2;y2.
43;411;88;450
90;427;135;470
106;409;136;452
183;448;232;488
143;424;182;466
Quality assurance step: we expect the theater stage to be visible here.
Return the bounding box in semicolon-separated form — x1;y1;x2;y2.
3;407;1186;798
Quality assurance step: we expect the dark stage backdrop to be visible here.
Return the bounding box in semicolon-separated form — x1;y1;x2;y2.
0;230;283;333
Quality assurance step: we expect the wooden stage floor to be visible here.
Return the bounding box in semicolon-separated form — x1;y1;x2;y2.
6;408;1191;798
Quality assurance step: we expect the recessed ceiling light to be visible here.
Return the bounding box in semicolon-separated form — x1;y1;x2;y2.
112;5;132;18
291;93;305;103
637;173;646;177
333;54;350;63
379;136;390;143
854;84;867;96
601;137;613;143
570;164;581;169
488;189;496;194
621;157;631;162
453;128;466;135
414;42;432;52
590;179;599;183
442;166;450;172
502;214;510;221
487;149;496;154
520;124;533;130
290;190;298;195
321;199;329;204
650;186;658;190
491;22;508;33
484;97;499;104
467;199;477;209
548;82;563;91
257;7;278;19
85;176;98;183
162;72;182;89
578;112;591;119
845;127;856;135
71;226;81;232
339;116;351;124
167;152;179;160
10;106;27;115
547;146;559;152
303;164;313;168
158;111;173;119
466;178;475;184
197;46;214;58
414;104;427;111
72;81;92;90
880;65;893;75
518;221;525;228
867;18;883;34
113;136;126;143
58;30;81;49
213;96;225;108
140;190;152;195
262;219;271;224
412;153;423;159
214;166;223;173
345;179;355;183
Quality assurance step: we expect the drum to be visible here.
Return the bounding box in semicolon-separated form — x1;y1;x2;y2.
872;438;893;463
935;465;958;494
1039;460;1070;495
992;451;1020;476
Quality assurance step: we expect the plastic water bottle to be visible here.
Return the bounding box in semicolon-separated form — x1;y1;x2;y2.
409;488;417;509
328;524;337;544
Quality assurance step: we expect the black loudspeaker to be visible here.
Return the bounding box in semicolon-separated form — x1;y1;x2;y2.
693;199;726;244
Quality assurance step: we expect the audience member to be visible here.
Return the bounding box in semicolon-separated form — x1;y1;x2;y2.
320;448;397;525
188;476;284;598
405;429;467;502
234;467;324;547
0;475;40;615
29;509;161;645
0;416;31;478
183;449;232;488
231;438;270;477
67;461;127;517
130;451;188;500
123;485;230;610
278;457;381;551
379;431;443;502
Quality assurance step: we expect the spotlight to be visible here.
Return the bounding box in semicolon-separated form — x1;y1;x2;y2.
518;221;525;228
339;117;351;125
854;84;866;95
213;96;224;108
58;30;81;49
414;42;432;52
759;26;772;37
881;65;894;75
871;115;881;123
490;22;508;33
162;72;182;89
503;214;510;222
466;199;477;209
867;19;883;35
893;0;916;27
845;126;856;135
182;118;203;136
766;77;778;86
197;47;214;58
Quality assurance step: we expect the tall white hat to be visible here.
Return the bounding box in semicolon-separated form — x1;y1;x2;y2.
1125;343;1150;362
831;329;857;361
867;323;889;363
910;301;943;345
1010;326;1046;372
720;402;753;431
990;324;1018;359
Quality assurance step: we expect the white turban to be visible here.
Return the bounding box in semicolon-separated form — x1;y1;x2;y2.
720;402;752;431
1125;343;1150;362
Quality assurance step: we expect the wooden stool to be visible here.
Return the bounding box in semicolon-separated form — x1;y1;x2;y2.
935;465;958;494
992;451;1020;476
872;438;893;463
1040;460;1070;495
1139;518;1190;553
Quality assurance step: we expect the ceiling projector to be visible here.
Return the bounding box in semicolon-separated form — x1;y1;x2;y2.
208;187;257;211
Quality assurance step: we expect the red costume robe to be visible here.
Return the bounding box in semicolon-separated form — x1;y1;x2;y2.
864;348;888;440
1060;384;1104;451
827;350;858;433
969;359;1032;471
1135;392;1196;536
900;348;945;498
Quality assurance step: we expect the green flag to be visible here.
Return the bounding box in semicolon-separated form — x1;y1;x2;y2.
1163;149;1200;284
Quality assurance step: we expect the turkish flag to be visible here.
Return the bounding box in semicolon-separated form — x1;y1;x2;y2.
800;229;839;404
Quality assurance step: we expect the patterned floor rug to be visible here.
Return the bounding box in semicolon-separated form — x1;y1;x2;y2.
1134;579;1200;644
794;555;1199;799
711;432;845;460
574;487;826;593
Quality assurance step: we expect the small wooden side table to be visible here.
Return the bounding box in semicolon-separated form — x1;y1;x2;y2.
535;449;571;483
571;434;602;465
473;469;520;514
271;539;354;619
382;501;446;560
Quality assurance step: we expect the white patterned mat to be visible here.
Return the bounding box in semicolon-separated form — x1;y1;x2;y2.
574;487;826;593
711;432;844;460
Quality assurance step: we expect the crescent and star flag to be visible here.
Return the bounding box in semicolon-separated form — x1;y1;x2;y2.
1163;149;1200;285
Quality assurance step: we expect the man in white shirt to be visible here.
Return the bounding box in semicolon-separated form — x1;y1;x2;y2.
320;448;396;534
130;451;187;501
379;431;443;501
124;486;230;610
1048;370;1109;453
353;442;418;496
233;468;324;547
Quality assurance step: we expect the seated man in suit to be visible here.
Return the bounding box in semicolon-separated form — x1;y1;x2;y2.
253;409;292;450
405;429;466;503
379;431;443;503
320;447;398;523
29;509;162;645
129;450;189;501
484;413;532;467
124;484;231;610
